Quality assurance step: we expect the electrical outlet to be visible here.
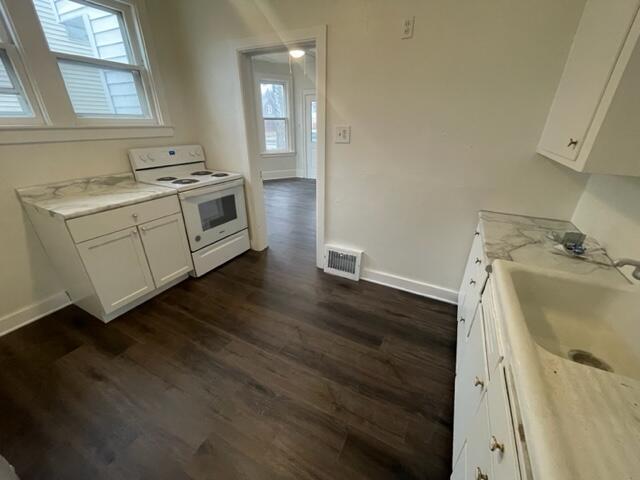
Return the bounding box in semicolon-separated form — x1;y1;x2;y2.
401;16;415;39
335;126;351;144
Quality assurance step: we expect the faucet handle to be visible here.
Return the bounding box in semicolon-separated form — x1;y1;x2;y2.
614;258;640;281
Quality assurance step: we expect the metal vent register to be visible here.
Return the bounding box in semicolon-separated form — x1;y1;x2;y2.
324;246;363;281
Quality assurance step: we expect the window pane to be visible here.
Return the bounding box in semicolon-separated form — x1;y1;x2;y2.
0;55;13;89
58;60;147;117
264;119;288;151
0;52;32;117
32;0;133;64
310;100;317;143
0;93;29;116
260;82;286;118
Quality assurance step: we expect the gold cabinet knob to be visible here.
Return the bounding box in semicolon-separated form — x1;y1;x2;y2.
490;435;504;453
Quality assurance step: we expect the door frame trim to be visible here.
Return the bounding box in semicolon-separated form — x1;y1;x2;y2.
234;25;327;268
302;88;317;179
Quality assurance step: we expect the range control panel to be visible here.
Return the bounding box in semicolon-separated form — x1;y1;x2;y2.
129;144;205;171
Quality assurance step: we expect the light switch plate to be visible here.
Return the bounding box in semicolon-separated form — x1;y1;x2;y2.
401;17;415;39
335;126;351;144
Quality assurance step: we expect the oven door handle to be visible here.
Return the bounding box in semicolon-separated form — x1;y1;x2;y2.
178;178;244;200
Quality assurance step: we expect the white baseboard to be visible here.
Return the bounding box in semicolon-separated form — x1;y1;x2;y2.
262;169;299;181
361;268;458;305
0;291;71;337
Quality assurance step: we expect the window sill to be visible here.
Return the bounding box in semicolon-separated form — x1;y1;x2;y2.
260;151;296;157
0;125;175;145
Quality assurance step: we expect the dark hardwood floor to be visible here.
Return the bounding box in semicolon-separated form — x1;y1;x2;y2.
0;178;457;480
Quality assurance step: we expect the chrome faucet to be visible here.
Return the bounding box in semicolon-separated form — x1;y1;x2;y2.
614;258;640;280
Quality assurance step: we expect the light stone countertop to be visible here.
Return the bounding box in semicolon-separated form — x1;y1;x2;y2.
478;210;629;285
17;173;176;220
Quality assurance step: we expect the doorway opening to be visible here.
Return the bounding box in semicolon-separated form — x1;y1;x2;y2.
235;28;325;268
251;47;316;264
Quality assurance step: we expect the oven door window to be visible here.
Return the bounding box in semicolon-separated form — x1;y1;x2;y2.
198;194;238;231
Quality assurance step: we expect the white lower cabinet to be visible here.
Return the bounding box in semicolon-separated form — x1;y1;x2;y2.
24;195;193;322
139;213;193;287
77;227;155;315
453;226;522;479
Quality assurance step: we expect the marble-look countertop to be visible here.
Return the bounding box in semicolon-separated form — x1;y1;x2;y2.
478;210;628;285
17;173;175;220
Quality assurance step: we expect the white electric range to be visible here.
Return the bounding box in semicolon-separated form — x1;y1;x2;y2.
129;144;250;277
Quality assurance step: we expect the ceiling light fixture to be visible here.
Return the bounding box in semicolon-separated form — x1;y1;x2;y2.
289;49;305;59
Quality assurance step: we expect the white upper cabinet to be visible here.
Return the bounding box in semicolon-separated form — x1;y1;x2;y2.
538;0;640;176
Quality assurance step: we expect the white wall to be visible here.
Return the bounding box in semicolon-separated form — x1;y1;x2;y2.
292;55;316;178
251;56;316;180
572;175;640;265
0;1;198;323
169;0;588;296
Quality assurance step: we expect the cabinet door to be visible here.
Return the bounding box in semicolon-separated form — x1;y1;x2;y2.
467;395;492;480
538;0;640;162
456;301;477;375
453;305;488;463
488;368;520;480
481;280;503;380
139;213;193;288
451;442;468;480
77;227;155;315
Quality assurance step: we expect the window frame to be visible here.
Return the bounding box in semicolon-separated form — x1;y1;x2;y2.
0;0;172;142
33;0;159;126
255;73;295;156
0;2;44;126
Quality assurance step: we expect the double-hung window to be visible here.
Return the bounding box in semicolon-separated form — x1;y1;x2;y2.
257;77;293;154
0;4;39;123
0;0;166;139
31;0;153;121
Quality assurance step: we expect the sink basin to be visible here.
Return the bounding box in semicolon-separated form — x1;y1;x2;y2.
502;262;640;380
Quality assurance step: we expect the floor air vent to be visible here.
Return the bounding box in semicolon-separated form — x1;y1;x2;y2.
324;246;363;281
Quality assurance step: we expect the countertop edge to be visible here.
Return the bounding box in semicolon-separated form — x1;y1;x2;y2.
20;189;178;220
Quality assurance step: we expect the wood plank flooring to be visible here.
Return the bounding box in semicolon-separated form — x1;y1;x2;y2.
0;178;457;479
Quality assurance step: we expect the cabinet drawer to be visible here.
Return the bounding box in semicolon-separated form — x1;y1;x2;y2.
457;229;484;308
67;195;180;243
458;228;488;335
453;304;488;463
488;367;520;479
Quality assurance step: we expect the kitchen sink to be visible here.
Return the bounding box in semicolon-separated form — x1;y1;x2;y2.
503;263;640;380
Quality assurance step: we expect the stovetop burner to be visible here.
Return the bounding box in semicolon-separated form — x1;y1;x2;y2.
211;172;229;177
191;170;213;176
157;176;177;181
172;178;199;185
